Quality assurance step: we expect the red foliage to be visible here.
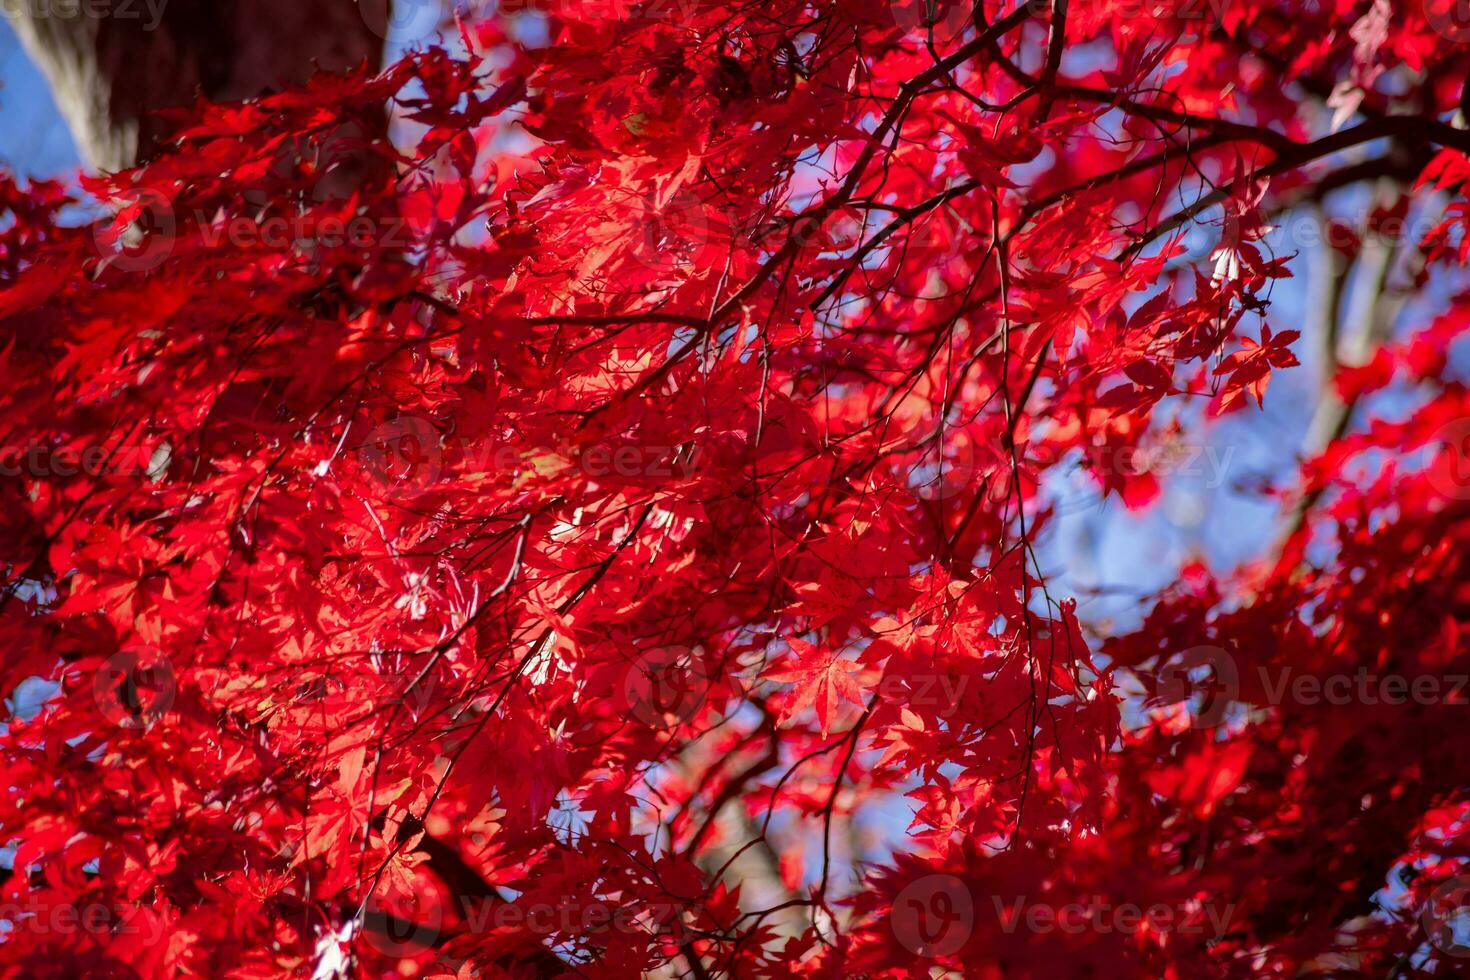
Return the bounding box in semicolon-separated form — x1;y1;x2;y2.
2;1;1470;976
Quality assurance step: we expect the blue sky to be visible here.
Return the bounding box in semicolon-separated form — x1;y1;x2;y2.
0;21;80;178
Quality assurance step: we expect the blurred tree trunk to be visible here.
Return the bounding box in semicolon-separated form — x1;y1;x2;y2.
3;0;385;171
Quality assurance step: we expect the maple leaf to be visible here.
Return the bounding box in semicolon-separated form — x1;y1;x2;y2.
766;638;867;736
1213;325;1301;411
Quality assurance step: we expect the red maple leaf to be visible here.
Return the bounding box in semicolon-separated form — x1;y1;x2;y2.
766;638;867;736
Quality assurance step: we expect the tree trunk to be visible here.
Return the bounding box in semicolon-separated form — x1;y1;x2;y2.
3;0;384;171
